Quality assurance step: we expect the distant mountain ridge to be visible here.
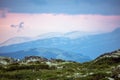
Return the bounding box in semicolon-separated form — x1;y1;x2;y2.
0;37;32;46
1;49;120;64
0;47;91;62
0;28;120;62
0;31;96;47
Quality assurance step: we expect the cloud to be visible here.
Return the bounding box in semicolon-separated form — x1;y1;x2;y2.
0;12;120;43
10;22;24;32
0;0;120;15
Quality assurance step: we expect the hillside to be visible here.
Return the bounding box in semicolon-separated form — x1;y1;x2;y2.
0;37;32;46
0;49;120;80
0;48;91;62
94;49;120;65
0;28;120;60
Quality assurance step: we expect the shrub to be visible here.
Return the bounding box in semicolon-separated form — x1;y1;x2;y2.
111;65;120;79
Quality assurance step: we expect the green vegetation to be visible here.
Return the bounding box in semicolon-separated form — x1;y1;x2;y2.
0;49;120;80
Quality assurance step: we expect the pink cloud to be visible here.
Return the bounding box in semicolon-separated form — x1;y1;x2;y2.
0;12;120;43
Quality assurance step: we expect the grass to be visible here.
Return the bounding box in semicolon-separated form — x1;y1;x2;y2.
0;56;120;80
0;63;112;80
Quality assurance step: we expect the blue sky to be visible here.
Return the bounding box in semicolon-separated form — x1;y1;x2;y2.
0;0;120;15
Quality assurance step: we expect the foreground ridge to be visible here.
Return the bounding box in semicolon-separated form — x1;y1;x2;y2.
0;49;120;80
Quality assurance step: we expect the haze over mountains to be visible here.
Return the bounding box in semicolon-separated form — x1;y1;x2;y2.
0;31;97;46
0;28;120;62
0;37;32;46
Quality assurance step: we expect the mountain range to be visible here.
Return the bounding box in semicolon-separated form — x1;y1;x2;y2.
0;28;120;62
0;31;96;46
0;48;91;62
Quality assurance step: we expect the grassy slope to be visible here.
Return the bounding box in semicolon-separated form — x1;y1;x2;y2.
0;50;120;80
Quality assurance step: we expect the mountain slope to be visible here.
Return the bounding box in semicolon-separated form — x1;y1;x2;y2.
93;49;120;65
0;37;32;46
0;28;120;60
0;48;91;62
0;31;95;47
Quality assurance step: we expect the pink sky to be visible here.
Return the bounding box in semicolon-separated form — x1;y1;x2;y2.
0;12;120;43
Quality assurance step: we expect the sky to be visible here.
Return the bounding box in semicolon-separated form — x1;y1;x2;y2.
0;0;120;43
